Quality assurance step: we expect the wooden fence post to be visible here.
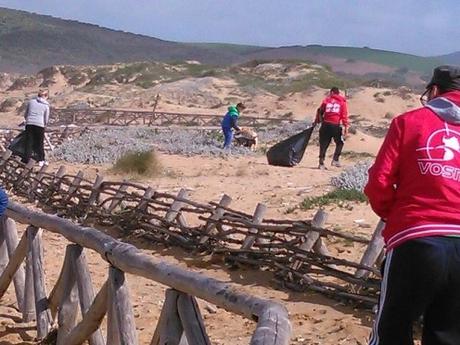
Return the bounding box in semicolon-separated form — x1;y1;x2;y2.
240;203;267;250
63;282;108;345
27;226;52;340
137;187;155;213
0;222;8;274
48;245;78;320
29;163;49;200
164;189;189;224
107;181;129;213
355;220;386;279
108;266;139;345
290;209;328;271
22;250;36;322
56;275;78;345
2;217;26;312
65;170;84;202
87;174;104;207
14;159;35;190
0;231;27;300
42;166;66;203
150;289;186;345
177;293;211;345
71;244;105;345
199;194;232;245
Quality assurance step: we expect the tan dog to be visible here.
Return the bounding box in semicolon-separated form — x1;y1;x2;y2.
234;128;258;151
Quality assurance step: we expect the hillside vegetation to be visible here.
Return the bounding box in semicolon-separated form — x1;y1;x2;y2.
0;7;240;72
0;6;455;83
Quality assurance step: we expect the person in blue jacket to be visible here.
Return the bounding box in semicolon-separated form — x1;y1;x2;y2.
0;188;8;217
221;103;246;149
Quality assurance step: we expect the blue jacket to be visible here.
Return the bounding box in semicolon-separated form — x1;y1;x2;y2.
0;188;8;216
221;105;240;130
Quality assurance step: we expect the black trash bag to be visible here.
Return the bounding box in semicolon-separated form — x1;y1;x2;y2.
8;131;39;162
266;126;314;167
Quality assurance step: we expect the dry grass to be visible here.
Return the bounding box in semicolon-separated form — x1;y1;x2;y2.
235;165;249;176
111;150;162;177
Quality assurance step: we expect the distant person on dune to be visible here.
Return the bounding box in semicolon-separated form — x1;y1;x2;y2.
313;87;349;169
221;102;245;149
23;89;50;166
365;65;460;345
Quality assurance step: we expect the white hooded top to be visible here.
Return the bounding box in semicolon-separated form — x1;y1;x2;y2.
24;97;50;128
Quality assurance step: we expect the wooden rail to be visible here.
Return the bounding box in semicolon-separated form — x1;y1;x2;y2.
0;202;292;344
0;126;88;152
50;108;298;127
0;150;383;307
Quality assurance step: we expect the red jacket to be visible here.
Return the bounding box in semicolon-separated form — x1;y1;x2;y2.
315;94;349;127
365;91;460;249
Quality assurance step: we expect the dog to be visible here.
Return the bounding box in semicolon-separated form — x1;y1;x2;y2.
234;128;258;151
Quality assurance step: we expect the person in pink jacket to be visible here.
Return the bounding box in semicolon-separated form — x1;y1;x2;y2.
314;87;349;169
365;65;460;345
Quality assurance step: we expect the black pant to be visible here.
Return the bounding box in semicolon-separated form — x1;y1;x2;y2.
369;237;460;345
318;122;344;164
23;125;45;163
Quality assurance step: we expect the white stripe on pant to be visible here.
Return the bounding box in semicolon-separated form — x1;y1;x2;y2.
369;250;393;345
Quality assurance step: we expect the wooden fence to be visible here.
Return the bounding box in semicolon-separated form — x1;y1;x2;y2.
0;126;88;152
50;108;297;127
0;201;291;344
0;150;384;308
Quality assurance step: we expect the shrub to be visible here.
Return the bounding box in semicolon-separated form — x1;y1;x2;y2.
298;189;367;210
341;151;375;160
112;150;162;177
331;161;372;191
382;91;392;96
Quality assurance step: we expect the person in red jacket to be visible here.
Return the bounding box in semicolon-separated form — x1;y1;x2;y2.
314;87;349;169
365;65;460;345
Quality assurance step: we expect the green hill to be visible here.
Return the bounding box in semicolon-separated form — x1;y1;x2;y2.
0;6;448;82
437;51;460;65
0;7;242;72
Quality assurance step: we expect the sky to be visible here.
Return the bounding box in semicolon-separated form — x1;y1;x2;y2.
0;0;458;56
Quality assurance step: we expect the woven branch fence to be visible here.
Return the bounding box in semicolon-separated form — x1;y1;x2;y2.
0;201;291;344
0;150;384;308
50;108;298;127
0;126;88;152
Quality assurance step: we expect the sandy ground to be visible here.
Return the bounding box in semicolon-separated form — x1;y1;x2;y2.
0;74;424;344
0;136;383;345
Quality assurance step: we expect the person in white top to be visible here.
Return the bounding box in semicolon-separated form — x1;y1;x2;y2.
23;89;50;165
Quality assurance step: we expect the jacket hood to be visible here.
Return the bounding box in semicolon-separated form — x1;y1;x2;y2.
227;105;240;116
330;94;345;102
36;97;49;105
426;92;460;124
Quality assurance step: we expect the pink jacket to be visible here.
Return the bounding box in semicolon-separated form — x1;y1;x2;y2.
315;94;349;127
365;91;460;249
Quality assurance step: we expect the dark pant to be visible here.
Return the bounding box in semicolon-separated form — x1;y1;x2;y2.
222;127;233;149
318;122;344;164
369;236;460;345
23;125;45;163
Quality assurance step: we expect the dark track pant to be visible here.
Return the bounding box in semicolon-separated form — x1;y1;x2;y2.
23;124;45;163
318;122;344;164
369;236;460;345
